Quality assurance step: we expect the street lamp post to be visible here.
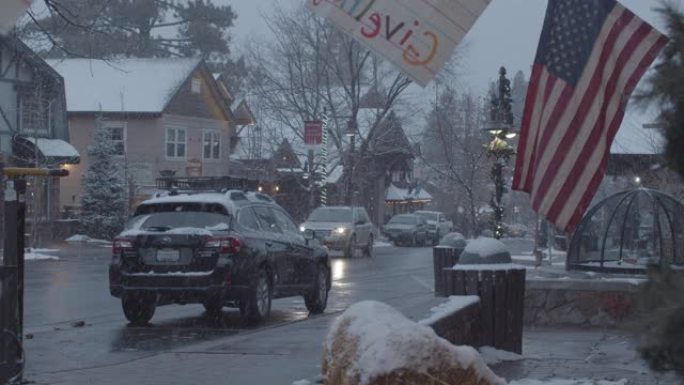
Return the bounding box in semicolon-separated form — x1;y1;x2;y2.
484;67;516;239
345;119;356;206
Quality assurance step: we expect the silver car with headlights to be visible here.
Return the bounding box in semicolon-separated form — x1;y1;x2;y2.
300;206;374;258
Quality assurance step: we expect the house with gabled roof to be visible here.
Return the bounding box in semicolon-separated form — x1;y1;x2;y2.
48;57;254;212
0;34;78;240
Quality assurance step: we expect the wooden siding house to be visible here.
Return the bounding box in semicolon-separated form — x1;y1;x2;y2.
48;58;252;213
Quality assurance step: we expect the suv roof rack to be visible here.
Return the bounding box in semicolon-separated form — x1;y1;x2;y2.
247;191;274;203
156;176;259;191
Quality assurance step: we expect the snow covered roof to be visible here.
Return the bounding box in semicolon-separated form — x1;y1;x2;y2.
385;184;432;202
47;58;201;113
31;137;79;159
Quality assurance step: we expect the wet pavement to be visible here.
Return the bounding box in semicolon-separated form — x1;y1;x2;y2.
21;240;445;384
20;238;678;385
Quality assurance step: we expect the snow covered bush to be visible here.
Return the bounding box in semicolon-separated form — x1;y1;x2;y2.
79;117;127;240
322;301;504;385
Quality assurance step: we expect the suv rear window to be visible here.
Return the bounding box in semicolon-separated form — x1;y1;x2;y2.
125;211;231;232
135;202;228;215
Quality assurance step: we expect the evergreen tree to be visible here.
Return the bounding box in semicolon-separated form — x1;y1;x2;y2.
640;5;684;178
511;70;529;127
633;6;684;379
80;118;127;240
23;0;236;59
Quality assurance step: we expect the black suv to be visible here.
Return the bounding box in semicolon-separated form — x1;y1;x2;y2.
109;190;330;325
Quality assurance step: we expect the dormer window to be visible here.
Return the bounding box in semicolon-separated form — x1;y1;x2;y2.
191;78;201;94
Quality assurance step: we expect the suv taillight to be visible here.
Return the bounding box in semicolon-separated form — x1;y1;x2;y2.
204;236;241;254
112;237;134;255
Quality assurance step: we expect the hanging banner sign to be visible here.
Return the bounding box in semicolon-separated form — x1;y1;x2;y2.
0;0;32;34
304;121;323;147
307;0;491;87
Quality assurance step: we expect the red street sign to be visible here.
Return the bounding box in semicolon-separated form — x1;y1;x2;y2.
304;121;323;146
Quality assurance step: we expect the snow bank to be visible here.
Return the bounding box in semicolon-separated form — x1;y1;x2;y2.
419;295;480;326
323;300;504;385
65;234;111;244
25;252;59;261
66;234;89;242
509;379;628;385
477;346;523;365
291;380;312;385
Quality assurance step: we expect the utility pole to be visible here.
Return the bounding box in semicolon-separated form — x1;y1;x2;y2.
345;119;356;206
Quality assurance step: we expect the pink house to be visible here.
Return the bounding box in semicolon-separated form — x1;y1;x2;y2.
48;58;254;213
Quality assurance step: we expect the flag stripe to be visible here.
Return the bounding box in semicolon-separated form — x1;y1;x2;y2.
535;17;653;218
554;31;669;229
530;7;635;210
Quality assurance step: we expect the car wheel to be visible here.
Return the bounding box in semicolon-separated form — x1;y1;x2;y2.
363;234;374;257
122;294;156;326
242;269;272;325
344;235;356;258
305;264;329;314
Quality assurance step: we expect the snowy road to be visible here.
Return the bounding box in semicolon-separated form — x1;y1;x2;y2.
23;240;506;382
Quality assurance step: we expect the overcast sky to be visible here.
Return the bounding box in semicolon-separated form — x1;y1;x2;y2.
224;0;681;94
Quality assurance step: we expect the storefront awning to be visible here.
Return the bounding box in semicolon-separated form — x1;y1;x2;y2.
13;136;80;166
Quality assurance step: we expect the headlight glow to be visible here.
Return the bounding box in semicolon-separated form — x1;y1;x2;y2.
299;225;306;232
335;227;347;234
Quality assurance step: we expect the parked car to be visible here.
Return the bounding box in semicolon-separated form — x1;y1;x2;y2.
382;214;429;247
108;190;331;326
414;210;453;245
299;206;374;258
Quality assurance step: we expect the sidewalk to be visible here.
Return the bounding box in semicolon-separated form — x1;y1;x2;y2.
27;297;682;385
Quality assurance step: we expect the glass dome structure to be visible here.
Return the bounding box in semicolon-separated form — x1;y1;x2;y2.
567;188;684;274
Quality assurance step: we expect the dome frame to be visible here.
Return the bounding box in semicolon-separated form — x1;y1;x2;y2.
567;188;684;274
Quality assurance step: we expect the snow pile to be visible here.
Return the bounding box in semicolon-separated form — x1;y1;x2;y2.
323;300;504;385
419;296;480;326
464;238;508;257
509;380;628;385
477;346;523;365
65;234;111;244
24;248;59;261
291;380;312;385
452;263;527;271
66;234;89;242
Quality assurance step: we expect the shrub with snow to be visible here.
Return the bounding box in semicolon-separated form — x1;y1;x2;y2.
322;300;504;385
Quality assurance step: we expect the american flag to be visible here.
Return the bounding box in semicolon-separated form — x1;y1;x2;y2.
512;0;667;233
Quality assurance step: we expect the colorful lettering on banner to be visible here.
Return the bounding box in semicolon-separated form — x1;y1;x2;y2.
0;0;33;34
308;0;491;87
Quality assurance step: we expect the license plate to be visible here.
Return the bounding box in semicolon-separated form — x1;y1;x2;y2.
156;249;180;262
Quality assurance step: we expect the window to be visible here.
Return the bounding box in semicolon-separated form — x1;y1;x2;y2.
105;123;125;156
166;127;186;159
271;208;298;234
191;78;201;94
238;207;260;231
253;205;281;233
203;131;220;160
20;93;51;135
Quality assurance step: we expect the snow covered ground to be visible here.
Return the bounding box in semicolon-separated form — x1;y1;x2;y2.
65;234;111;246
25;248;59;261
